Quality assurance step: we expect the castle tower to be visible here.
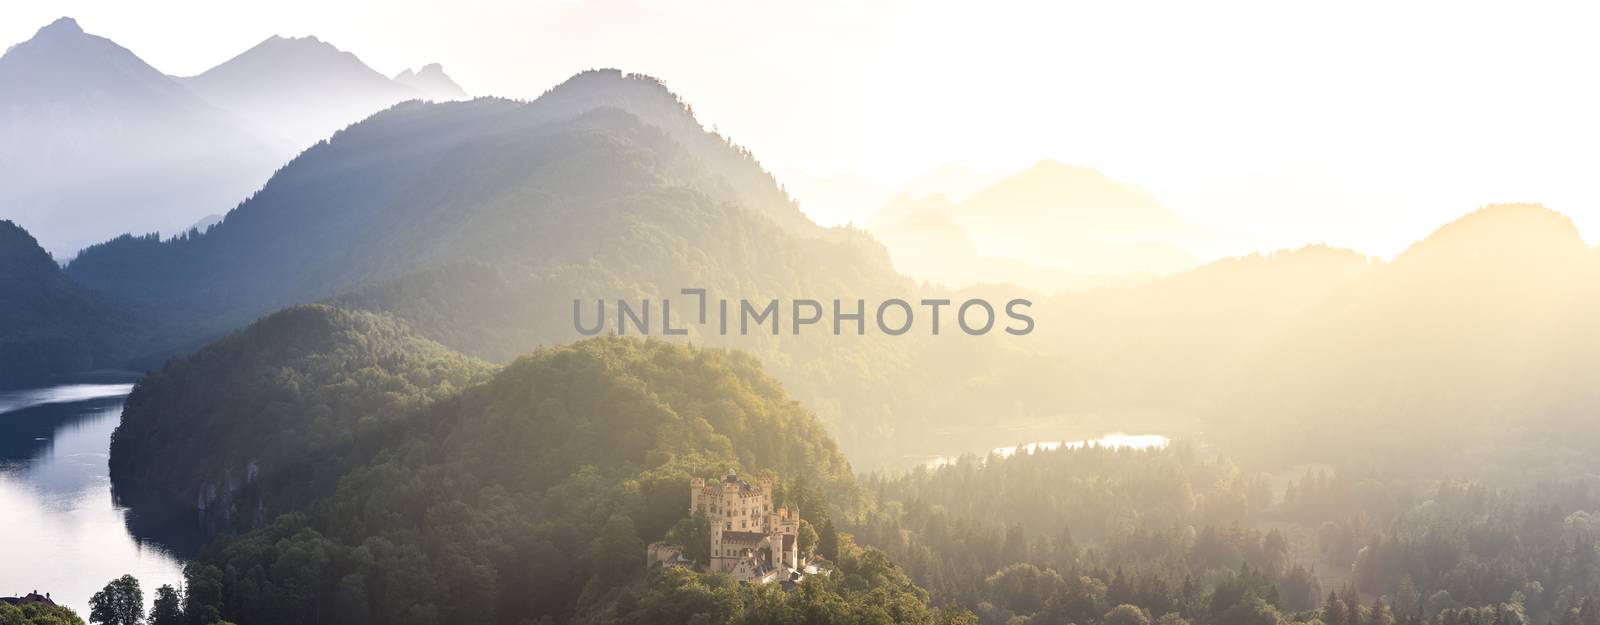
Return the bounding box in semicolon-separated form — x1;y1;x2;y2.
689;477;706;514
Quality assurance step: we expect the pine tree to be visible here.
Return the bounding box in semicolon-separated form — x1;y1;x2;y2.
818;516;840;561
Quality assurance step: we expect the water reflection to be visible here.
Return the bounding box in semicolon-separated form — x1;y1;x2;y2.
0;380;187;615
0;383;135;416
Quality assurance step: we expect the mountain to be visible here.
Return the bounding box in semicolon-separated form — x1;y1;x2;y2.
0;219;143;382
393;62;468;101
1037;244;1375;418
65;71;850;336
1007;202;1600;477
65;69;1014;467
1230;204;1600;472
960;159;1171;224
0;17;288;257
867;191;1166;292
181;35;466;146
864;161;1209;276
526;70;818;235
897;164;1007;203
864;161;1210;280
779;165;1005;230
946;160;1202;274
872;207;1145;292
109;304;492;536
866;192;960;231
777;170;890;226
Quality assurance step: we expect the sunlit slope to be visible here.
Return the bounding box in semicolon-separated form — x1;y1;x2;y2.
1031;203;1600;473
1039;244;1375;413
1235;204;1600;469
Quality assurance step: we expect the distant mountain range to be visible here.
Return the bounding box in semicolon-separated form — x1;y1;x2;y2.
0;17;288;259
871;203;1152;293
863;160;1220;290
180;35;467;147
392;63;468;101
0;17;466;258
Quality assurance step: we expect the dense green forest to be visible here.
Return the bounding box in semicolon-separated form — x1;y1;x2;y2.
103;324;1600;625
0;600;84;625
0;219;144;381
844;441;1600;625
134;332;959;624
108;304;492;535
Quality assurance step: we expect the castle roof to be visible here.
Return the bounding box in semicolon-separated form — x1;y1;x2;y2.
721;530;767;544
714;471;759;495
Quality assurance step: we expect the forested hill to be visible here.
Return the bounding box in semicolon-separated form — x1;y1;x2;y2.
109;304;493;536
0;219;143;381
175;336;948;625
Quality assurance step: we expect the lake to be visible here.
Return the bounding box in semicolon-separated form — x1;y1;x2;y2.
0;379;187;615
923;432;1172;468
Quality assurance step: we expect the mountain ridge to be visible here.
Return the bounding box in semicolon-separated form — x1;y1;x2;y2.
866;160;1206;277
181;33;467;146
0;17;468;256
0;17;289;257
393;62;468;100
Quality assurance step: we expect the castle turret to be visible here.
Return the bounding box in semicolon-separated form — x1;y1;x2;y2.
690;477;706;513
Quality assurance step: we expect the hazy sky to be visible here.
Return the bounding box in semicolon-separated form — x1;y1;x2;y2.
5;0;1600;257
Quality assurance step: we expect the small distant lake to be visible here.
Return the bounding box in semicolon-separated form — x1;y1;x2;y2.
0;378;188;615
923;432;1172;469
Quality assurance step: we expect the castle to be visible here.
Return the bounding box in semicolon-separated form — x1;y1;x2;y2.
690;471;800;581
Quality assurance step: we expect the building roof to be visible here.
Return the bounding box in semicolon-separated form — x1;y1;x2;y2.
717;471;758;494
2;592;56;607
721;530;767;544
